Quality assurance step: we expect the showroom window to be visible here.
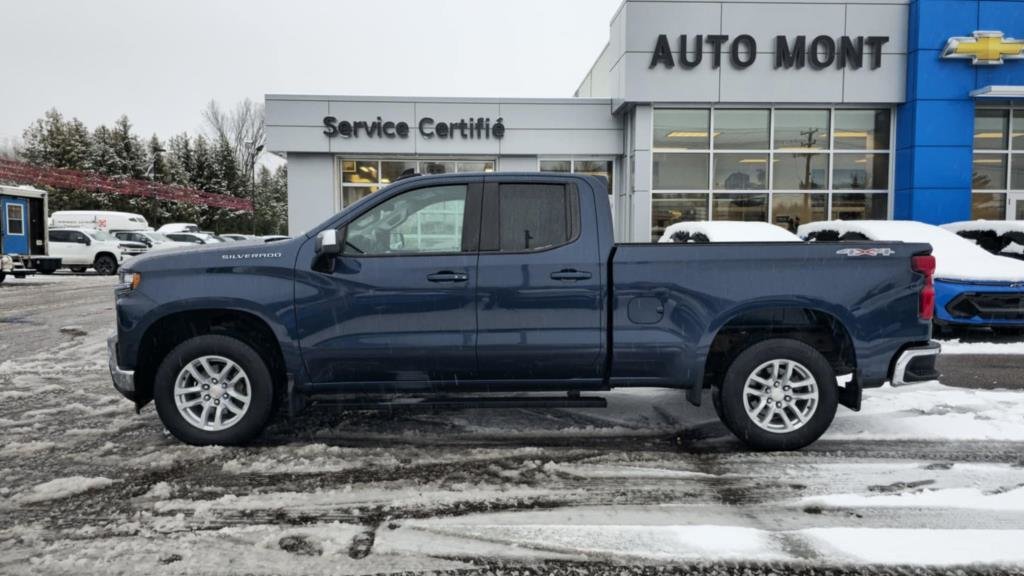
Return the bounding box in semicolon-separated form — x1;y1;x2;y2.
971;105;1023;219
337;158;494;209
539;158;614;195
651;107;892;241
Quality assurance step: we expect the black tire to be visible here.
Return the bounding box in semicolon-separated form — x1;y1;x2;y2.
153;334;274;446
717;339;838;451
0;272;5;284
69;266;87;274
93;254;118;276
711;385;724;421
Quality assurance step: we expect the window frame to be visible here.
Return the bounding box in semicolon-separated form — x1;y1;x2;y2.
972;103;1024;219
335;156;495;212
537;157;616;196
5;203;25;236
337;182;482;259
479;180;582;255
649;105;894;237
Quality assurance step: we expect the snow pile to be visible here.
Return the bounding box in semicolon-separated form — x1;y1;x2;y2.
940;339;1024;355
942;219;1024;235
378;514;1024;566
826;381;1024;441
801;528;1024;565
14;476;117;504
799;486;1024;511
798;220;1024;282
659;220;801;243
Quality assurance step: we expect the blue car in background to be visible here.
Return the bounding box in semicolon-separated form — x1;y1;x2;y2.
799;220;1024;333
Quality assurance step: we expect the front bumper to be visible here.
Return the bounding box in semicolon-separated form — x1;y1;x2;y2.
935;280;1024;327
107;333;136;399
891;341;941;387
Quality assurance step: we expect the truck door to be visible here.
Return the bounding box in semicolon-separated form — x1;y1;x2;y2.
474;178;604;381
2;197;29;255
296;180;482;385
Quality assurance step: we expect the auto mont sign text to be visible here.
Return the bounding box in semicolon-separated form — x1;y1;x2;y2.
649;34;891;70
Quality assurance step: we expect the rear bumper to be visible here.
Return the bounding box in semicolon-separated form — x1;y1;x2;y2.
890;341;941;387
107;333;136;400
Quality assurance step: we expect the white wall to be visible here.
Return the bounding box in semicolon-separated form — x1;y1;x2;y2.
286;154;335;236
582;0;909;105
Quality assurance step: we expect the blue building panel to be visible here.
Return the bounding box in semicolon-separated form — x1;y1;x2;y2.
895;0;1023;224
908;50;977;101
907;146;975;190
910;0;980;51
979;1;1024;31
905;187;974;224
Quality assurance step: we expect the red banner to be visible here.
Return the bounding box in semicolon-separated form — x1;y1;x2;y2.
0;159;253;212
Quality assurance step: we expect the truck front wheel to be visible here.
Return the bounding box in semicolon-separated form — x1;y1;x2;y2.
153;334;274;446
93;254;118;276
716;339;838;451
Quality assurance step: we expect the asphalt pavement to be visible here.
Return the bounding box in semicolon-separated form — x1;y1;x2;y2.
2;273;1023;575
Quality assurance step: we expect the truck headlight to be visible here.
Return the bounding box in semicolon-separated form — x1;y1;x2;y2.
117;270;141;291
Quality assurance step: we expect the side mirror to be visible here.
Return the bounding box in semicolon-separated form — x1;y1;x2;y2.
315;228;342;257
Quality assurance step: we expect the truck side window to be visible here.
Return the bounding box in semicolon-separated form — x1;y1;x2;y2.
497;183;578;252
344;184;467;255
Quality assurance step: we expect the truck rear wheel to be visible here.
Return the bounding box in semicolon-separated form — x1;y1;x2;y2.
717;339;838;451
153;334;274;446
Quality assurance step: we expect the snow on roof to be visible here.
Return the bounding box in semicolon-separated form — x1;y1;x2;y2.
797;220;1024;283
658;221;801;243
941;220;1024;235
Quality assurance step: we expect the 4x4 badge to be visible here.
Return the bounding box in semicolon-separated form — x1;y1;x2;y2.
836;248;895;257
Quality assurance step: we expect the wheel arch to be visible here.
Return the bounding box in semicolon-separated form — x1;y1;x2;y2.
689;302;858;409
131;307;287;409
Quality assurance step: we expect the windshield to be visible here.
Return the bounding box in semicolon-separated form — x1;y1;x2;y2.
86;229;115;242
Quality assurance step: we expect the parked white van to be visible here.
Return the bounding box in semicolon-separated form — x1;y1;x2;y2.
50;210;149;232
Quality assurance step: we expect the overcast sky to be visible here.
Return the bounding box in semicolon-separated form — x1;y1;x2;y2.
2;0;620;148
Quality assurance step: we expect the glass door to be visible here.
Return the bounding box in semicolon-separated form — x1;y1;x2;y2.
1010;192;1024;220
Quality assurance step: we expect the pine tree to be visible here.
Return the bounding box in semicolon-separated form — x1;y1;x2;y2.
20;109;64;167
211;135;240;195
190;135;214;192
110;115;147;178
147;135;168;182
90;125;119;176
165;133;194;186
64;118;93;170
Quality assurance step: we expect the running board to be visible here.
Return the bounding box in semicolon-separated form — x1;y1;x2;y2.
305;395;608;411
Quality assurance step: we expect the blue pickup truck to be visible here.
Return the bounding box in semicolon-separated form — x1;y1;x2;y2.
108;173;939;450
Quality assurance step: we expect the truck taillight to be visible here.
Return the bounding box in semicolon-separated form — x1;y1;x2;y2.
912;254;936;320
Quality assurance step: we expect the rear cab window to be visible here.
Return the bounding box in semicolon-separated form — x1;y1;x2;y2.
482;182;580;253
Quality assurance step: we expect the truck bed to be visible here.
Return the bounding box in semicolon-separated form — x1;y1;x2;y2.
608;241;932;393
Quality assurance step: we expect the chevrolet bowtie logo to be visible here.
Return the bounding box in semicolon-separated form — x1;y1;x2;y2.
943;31;1024;65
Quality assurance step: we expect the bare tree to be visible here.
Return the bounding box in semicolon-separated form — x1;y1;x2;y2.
202;99;265;186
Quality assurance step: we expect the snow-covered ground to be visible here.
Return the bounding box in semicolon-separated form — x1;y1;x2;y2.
2;274;1024;575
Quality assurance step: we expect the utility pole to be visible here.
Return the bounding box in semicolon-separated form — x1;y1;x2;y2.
250;143;264;235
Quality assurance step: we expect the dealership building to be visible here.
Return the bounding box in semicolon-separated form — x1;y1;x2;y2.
266;0;1024;241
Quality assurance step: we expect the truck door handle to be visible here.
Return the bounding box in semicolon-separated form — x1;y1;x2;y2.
427;271;468;283
550;269;592;281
